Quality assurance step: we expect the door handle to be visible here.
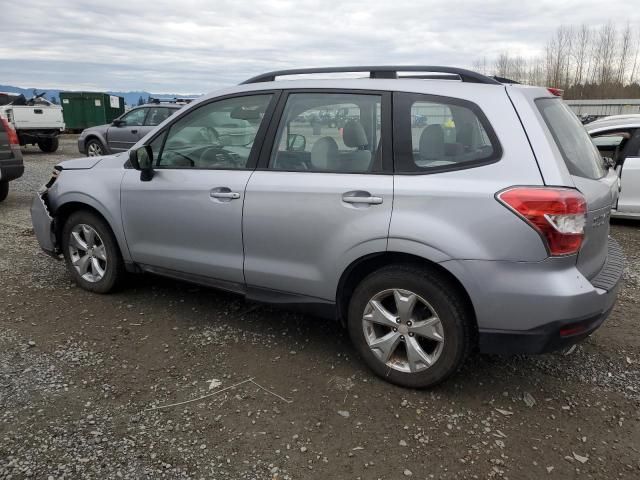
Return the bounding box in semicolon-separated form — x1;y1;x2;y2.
342;191;383;205
210;191;240;199
131;129;138;134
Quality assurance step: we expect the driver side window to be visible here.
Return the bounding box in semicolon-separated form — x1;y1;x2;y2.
156;95;273;169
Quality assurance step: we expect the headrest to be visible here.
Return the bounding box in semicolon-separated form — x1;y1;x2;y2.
419;124;445;160
343;120;368;149
311;136;339;170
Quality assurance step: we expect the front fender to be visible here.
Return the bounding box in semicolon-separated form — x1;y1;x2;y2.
83;131;111;154
48;169;130;262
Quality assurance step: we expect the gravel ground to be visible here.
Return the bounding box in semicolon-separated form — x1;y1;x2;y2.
1;135;639;479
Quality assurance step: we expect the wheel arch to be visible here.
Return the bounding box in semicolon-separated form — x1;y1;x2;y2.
84;134;107;152
336;252;478;335
54;200;130;262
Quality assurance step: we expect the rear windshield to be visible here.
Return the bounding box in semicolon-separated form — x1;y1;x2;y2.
536;98;606;180
0;94;19;106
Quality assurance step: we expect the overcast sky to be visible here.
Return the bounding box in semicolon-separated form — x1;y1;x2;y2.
1;0;639;94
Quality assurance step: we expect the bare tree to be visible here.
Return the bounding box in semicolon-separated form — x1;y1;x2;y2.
545;25;572;88
494;52;511;78
471;21;640;99
630;33;640;84
573;25;590;86
616;23;632;84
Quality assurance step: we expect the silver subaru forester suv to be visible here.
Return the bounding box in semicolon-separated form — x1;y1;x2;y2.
31;66;624;388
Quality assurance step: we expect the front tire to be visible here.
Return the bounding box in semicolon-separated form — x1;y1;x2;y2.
37;137;59;153
347;265;472;388
0;181;9;202
61;211;125;293
86;138;105;156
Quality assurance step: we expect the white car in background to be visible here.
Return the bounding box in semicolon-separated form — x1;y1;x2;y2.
586;115;640;219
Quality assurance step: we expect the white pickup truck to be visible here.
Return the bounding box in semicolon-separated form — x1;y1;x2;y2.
0;92;65;152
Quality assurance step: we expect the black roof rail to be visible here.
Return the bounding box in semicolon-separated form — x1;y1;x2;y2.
241;66;501;85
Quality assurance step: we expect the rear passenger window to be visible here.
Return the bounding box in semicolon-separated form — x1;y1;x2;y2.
395;93;500;173
269;93;382;173
146;107;172;126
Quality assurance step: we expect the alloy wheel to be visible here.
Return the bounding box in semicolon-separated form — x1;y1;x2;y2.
87;142;103;156
68;224;107;282
362;288;444;373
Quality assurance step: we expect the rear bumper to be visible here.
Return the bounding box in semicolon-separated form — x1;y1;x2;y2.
30;192;58;256
478;306;613;354
77;136;86;154
18;130;60;144
442;237;625;355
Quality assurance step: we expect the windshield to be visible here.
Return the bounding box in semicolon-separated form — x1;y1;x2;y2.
536;98;606;180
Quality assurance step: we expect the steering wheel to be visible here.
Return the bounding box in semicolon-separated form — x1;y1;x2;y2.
198;126;220;145
198;146;240;168
162;149;195;167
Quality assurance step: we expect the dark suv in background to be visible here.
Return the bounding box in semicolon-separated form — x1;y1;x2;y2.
0;114;24;202
77;101;185;156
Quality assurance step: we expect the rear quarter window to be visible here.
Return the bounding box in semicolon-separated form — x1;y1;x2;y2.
536;98;606;180
394;92;501;174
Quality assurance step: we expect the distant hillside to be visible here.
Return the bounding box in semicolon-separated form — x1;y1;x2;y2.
0;85;201;106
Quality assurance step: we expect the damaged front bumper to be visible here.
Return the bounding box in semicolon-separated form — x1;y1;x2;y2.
30;191;59;257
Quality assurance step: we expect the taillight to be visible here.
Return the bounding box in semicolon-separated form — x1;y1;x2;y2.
547;87;564;97
497;187;587;256
1;116;19;145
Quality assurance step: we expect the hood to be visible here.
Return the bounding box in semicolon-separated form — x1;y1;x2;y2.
57;156;104;170
57;152;127;171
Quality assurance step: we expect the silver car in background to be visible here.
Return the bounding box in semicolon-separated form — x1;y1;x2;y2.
77;102;183;156
31;66;623;388
586;114;640;219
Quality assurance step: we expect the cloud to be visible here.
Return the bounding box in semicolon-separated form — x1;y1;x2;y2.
1;0;638;93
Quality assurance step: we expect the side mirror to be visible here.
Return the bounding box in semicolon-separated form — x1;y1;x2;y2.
287;133;306;152
112;119;124;127
129;146;154;181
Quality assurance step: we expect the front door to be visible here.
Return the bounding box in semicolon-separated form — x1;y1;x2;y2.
121;93;276;286
108;107;147;152
243;91;393;301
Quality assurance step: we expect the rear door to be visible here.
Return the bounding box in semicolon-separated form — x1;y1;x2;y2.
242;90;393;301
107;108;147;152
535;98;618;279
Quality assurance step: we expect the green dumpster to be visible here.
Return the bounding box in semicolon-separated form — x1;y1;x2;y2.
59;92;125;131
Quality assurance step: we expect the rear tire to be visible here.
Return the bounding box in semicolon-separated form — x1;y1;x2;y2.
86;138;105;156
37;137;59;153
347;265;472;388
61;210;125;293
0;181;9;202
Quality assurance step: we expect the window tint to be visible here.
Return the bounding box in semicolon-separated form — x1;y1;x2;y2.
120;108;146;126
537;98;606;180
156;95;272;169
409;100;495;170
145;107;172;126
270;93;382;173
